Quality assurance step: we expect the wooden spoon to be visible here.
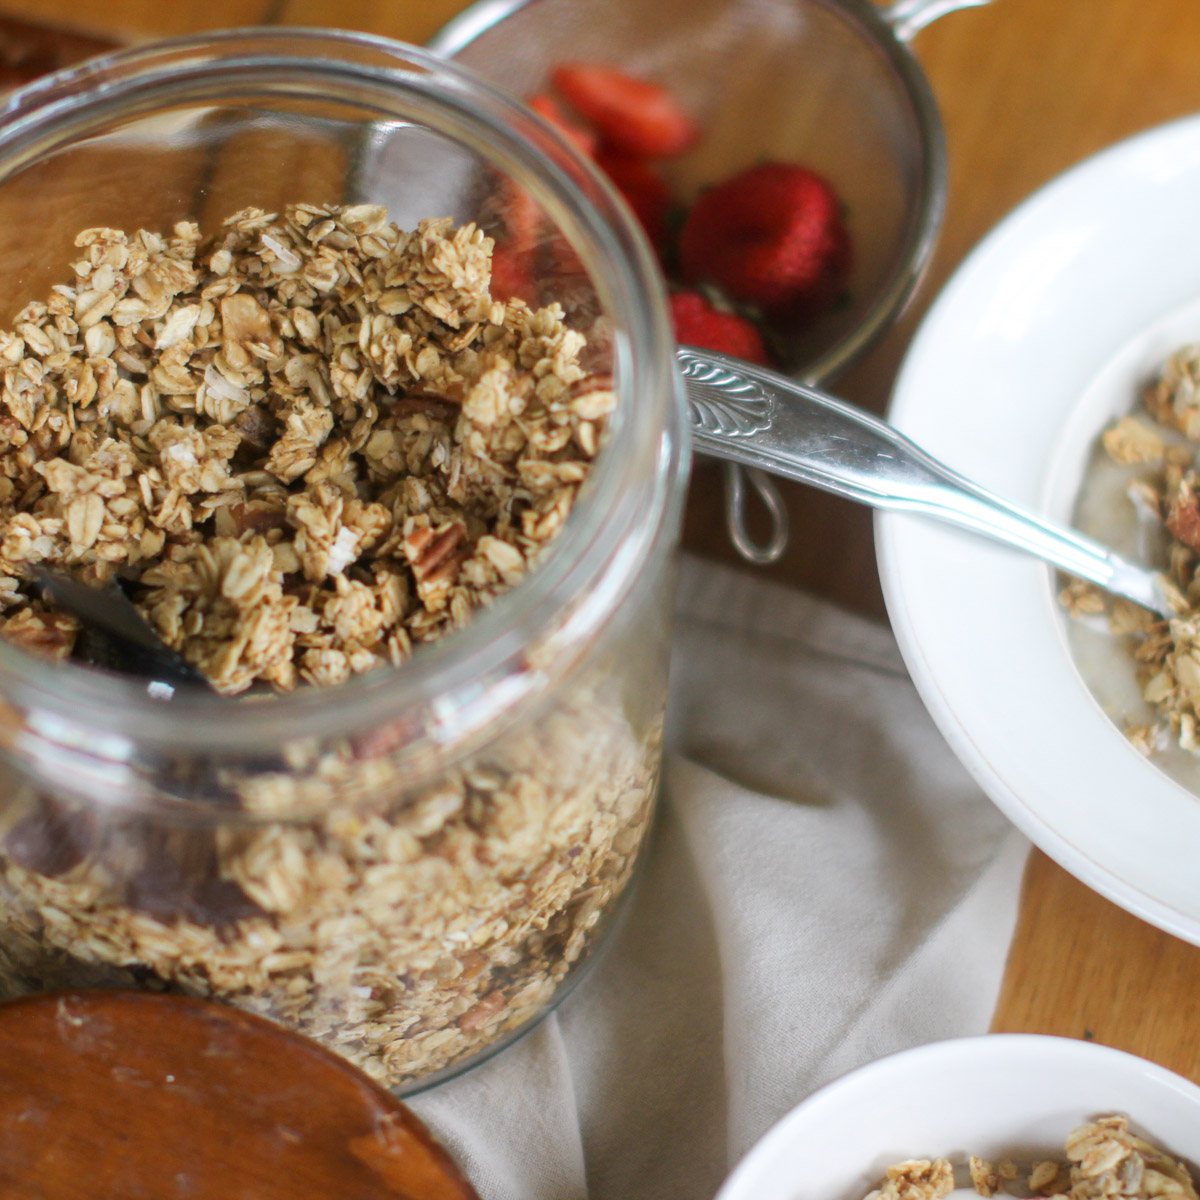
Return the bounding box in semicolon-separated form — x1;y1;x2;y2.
0;990;480;1199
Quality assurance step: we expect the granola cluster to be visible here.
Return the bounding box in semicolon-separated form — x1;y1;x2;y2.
0;203;614;692
0;204;668;1088
866;1117;1196;1200
866;1159;956;1200
1060;343;1200;756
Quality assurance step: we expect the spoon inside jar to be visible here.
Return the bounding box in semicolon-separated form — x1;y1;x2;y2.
29;566;212;691
679;348;1177;619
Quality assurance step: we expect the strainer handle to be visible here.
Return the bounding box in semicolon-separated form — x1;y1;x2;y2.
723;463;790;565
881;0;993;43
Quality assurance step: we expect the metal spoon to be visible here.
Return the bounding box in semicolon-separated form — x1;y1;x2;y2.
29;567;211;691
679;348;1175;619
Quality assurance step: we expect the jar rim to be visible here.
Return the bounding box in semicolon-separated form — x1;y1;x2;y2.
0;27;687;756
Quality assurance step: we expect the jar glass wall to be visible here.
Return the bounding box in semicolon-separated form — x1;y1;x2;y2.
0;30;687;1091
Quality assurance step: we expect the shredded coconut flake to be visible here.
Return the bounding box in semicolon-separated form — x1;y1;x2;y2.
326;526;360;576
260;232;302;272
204;362;248;407
160;442;197;469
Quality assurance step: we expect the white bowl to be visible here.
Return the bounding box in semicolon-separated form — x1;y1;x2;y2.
876;111;1200;945
716;1035;1200;1200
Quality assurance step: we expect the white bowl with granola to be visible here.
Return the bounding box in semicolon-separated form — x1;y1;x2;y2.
716;1035;1200;1200
878;111;1200;945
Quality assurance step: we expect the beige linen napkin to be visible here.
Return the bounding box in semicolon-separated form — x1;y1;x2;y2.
410;554;1030;1200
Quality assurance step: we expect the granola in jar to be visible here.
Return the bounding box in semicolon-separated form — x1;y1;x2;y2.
0;203;614;691
0;202;664;1087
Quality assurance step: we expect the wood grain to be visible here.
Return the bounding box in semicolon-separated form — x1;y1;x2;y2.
0;143;212;324
1;0;1200;1100
0;14;115;87
0;990;479;1198
0;0;276;41
993;852;1200;1083
271;0;468;47
196;123;351;228
0;0;468;43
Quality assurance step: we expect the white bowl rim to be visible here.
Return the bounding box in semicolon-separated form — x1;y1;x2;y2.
877;109;1200;945
716;1033;1200;1200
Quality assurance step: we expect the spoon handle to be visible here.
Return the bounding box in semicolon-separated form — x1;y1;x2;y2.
880;0;993;43
29;567;210;690
677;348;1171;617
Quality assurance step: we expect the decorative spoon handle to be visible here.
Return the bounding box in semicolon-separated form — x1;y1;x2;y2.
678;347;1172;618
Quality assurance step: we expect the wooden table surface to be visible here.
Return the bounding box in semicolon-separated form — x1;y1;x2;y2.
1;0;1199;1103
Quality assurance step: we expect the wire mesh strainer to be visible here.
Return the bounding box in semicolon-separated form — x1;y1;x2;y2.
429;0;988;562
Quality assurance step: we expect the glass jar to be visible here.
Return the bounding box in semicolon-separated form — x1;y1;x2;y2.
0;30;687;1092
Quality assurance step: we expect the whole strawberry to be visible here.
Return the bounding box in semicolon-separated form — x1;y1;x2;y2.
678;162;850;321
594;148;672;254
669;290;769;365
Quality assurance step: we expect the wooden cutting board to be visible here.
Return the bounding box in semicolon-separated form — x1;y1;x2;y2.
0;990;480;1199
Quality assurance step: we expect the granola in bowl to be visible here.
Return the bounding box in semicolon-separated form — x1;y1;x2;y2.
1060;341;1200;774
868;1117;1198;1200
0;201;667;1089
713;1036;1200;1200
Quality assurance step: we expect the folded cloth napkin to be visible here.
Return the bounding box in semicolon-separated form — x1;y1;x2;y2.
410;554;1030;1200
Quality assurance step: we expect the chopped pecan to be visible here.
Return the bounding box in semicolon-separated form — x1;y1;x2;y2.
0;608;79;660
227;500;289;538
403;519;468;587
390;392;460;420
1167;482;1200;552
233;404;277;454
567;373;616;420
457;990;506;1031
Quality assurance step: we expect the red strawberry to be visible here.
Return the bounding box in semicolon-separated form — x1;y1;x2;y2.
679;162;850;320
551;63;697;159
594;148;672;253
485;175;543;306
489;242;538;304
498;179;541;254
669;290;769;366
529;92;598;157
544;229;586;279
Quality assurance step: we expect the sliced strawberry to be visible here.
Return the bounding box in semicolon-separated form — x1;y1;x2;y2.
498;178;542;254
485;176;543;306
529;92;598;157
551;63;697;159
679;162;851;321
489;242;539;305
669;290;769;366
543;228;586;279
594;147;672;253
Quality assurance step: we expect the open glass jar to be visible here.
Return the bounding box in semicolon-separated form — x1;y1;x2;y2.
0;30;686;1091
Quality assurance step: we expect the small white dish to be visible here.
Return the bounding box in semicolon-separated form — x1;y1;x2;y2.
877;111;1200;945
716;1035;1200;1200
